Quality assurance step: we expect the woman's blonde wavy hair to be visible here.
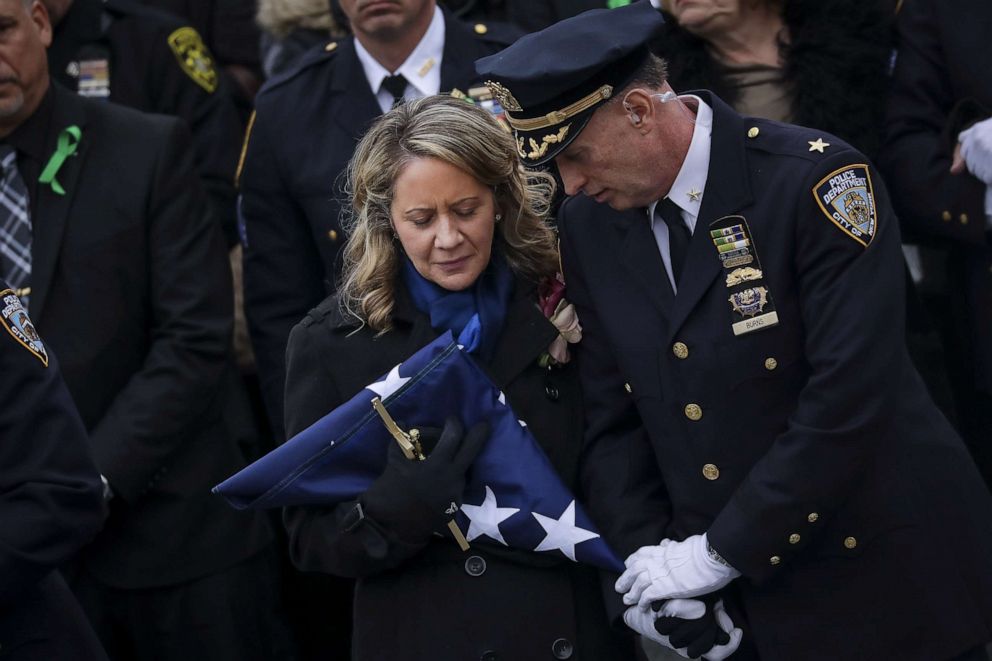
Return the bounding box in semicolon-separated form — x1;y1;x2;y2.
338;94;559;333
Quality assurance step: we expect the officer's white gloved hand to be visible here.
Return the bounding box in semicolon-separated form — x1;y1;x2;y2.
616;533;740;607
959;117;992;185
624;598;743;660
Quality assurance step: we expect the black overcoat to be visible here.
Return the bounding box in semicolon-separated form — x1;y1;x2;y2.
282;278;633;661
26;84;270;589
559;93;992;661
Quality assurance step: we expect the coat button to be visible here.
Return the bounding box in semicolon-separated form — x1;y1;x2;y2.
545;384;560;401
684;403;703;421
474;23;488;34
769;555;781;565
324;41;337;52
480;651;497;661
844;536;858;550
941;210;952;222
960;213;969;225
465;555;487;577
807;512;819;523
702;464;720;480
789;533;801;544
747;126;760;138
551;638;574;659
327;229;338;241
672;342;689;359
764;357;778;370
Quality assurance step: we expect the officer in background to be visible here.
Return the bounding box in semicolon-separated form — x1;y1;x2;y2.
42;0;244;247
478;4;992;660
0;281;107;659
878;0;992;487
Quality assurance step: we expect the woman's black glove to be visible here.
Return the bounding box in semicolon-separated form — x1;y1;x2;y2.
653;592;733;658
359;416;489;542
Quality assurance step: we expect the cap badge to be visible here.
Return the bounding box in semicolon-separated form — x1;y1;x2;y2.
484;80;523;112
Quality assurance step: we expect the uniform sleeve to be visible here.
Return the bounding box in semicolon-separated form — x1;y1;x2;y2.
708;151;908;581
559;208;673;623
878;0;987;245
88;119;234;505
281;320;430;579
240;104;329;442
151;24;242;247
0;328;105;605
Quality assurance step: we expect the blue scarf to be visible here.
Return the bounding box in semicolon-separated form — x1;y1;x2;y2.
402;255;514;361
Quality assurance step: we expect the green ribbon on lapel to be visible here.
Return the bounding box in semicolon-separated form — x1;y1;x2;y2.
38;125;82;196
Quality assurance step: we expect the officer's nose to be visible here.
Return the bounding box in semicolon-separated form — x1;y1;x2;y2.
556;159;585;197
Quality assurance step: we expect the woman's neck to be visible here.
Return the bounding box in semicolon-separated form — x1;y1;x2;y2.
703;8;787;68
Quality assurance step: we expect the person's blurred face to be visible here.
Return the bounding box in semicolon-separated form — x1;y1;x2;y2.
391;157;496;292
668;0;744;38
337;0;434;41
0;0;51;135
555;101;677;211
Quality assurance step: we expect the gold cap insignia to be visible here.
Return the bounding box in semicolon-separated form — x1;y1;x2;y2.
484;80;522;112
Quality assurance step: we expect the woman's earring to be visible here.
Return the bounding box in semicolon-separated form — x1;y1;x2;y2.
495;213;502;223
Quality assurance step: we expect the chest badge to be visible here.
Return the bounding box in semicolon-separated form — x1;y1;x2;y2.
710;215;779;336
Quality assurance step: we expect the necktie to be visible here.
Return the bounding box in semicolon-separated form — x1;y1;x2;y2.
0;144;32;300
656;197;690;288
381;74;409;108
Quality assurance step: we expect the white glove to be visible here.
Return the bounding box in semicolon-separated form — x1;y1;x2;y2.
959;117;992;185
616;533;740;607
624;598;743;660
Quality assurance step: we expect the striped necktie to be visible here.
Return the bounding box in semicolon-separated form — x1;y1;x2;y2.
0;144;32;304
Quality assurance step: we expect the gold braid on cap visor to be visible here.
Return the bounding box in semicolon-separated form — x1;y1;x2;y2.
504;84;614;131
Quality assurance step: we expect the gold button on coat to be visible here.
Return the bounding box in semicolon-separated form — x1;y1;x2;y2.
942;210;952;222
807;512;819;523
324;41;337;52
789;534;801;544
702;464;720;480
474;23;488;34
672;342;689;359
764;357;778;371
747;127;760;138
844;536;858;549
684;403;703;421
769;556;781;565
327;230;338;241
960;213;969;224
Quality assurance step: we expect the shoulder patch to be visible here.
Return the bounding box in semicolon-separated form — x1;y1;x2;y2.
167;27;218;93
812;164;877;248
1;290;48;366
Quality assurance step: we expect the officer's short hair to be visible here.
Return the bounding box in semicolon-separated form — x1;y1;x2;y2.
616;54;670;98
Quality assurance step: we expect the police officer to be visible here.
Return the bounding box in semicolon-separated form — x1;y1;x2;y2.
0;280;107;660
477;4;992;660
43;0;244;247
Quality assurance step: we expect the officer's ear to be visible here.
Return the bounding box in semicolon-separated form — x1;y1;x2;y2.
620;89;654;132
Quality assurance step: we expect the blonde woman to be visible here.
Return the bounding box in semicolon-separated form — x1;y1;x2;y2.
281;95;632;660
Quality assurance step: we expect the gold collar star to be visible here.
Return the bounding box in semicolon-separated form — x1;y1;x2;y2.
687;188;702;202
808;138;830;153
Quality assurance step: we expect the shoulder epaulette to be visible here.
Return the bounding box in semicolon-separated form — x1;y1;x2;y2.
257;40;342;98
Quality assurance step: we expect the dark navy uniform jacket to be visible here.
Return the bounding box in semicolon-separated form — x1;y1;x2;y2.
47;0;243;246
560;93;992;661
0;284;107;659
240;12;515;439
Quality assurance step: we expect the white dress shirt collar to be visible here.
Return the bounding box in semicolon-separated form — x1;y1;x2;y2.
354;6;446;114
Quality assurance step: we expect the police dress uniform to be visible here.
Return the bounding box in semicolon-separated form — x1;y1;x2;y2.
282;280;632;661
878;0;992;485
0;284;108;660
5;82;285;660
478;5;992;660
47;0;244;247
240;5;517;442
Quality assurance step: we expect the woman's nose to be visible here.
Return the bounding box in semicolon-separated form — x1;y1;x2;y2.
434;215;463;248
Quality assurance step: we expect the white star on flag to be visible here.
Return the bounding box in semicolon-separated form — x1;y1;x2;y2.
461;486;519;545
532;501;599;562
365;364;410;399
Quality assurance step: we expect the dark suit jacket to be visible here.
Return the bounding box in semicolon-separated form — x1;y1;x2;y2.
0;287;106;659
878;0;992;396
280;279;631;661
240;10;515;441
26;84;270;589
559;93;992;661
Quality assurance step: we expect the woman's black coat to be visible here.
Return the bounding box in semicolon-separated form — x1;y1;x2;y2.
282;277;632;661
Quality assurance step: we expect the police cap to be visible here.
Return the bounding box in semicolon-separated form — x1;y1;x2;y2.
475;2;665;166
